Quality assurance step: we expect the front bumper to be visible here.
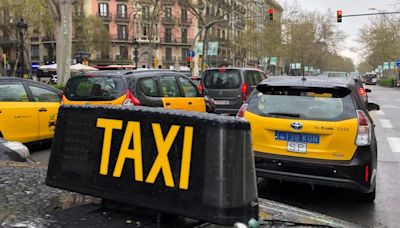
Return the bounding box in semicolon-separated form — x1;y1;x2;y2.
255;147;376;193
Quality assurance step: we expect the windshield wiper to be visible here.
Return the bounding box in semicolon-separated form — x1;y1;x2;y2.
259;219;335;227
266;112;301;118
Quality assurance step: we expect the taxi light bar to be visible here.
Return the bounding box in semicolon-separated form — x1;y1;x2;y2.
46;105;258;225
356;110;371;146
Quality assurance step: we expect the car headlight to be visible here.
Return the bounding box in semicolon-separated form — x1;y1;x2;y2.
3;142;30;158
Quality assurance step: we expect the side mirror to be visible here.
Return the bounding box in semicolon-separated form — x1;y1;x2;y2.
365;88;372;93
368;103;380;111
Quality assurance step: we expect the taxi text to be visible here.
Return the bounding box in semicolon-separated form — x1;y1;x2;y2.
96;118;194;190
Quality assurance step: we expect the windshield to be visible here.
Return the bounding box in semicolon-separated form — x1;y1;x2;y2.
64;76;125;101
248;87;356;121
203;69;242;89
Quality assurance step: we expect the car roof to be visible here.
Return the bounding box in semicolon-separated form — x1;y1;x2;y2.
204;67;264;72
0;77;62;93
258;76;355;89
82;69;188;78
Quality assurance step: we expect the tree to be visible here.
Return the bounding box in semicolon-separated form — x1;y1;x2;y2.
0;0;51;76
73;16;111;57
46;0;74;85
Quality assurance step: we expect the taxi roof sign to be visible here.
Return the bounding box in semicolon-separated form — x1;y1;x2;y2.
46;105;258;225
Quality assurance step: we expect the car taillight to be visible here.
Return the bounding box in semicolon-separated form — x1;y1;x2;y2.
241;84;247;101
198;84;203;93
60;94;64;105
356;110;371;146
236;104;248;118
358;87;367;98
123;89;140;106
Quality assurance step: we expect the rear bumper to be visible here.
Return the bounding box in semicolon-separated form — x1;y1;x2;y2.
254;147;376;193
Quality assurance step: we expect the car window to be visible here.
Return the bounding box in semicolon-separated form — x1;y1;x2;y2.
29;85;60;102
179;77;198;97
248;87;356;121
64;76;125;101
203;69;241;89
139;78;160;97
159;76;181;97
245;71;256;85
0;83;29;102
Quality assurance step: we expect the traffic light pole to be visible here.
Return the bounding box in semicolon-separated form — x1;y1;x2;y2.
342;11;400;18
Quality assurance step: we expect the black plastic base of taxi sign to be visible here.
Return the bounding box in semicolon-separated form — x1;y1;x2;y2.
46;105;258;226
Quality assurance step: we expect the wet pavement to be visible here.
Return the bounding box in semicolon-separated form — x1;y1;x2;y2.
0;161;100;227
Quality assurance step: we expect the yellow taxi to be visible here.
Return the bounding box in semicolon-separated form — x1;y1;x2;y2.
0;77;62;143
237;76;380;202
62;70;215;113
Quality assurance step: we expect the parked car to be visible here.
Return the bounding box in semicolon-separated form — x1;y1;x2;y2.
0;137;30;162
364;73;378;85
63;70;215;113
237;76;380;202
0;77;62;144
200;68;267;115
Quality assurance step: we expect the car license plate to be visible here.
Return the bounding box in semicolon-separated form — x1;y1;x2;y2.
275;131;320;144
215;100;230;105
287;142;307;153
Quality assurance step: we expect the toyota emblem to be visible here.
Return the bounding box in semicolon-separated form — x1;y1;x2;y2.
291;122;303;130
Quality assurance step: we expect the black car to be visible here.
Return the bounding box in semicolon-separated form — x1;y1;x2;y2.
200;68;267;115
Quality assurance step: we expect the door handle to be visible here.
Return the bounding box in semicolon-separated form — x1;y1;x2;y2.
188;102;193;105
165;102;171;106
39;108;47;112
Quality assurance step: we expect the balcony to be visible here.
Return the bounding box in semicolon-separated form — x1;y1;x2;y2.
161;37;192;45
162;17;176;25
97;13;111;21
162;56;176;64
179;18;192;26
0;37;16;46
113;13;129;23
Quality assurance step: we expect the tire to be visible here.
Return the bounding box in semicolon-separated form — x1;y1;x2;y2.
360;187;376;203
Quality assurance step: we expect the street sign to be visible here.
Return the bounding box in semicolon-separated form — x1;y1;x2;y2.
188;50;195;58
396;59;400;68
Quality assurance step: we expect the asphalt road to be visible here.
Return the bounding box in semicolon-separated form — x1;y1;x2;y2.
30;85;400;227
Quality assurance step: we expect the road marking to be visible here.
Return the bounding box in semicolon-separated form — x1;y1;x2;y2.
387;137;400;153
382;105;400;109
379;119;393;128
375;110;385;115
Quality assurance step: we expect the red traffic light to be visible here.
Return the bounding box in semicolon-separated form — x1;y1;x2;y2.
186;57;192;61
337;10;343;23
268;8;274;21
268;8;274;14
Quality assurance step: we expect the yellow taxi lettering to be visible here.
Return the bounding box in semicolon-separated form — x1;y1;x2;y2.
179;126;194;190
96;118;194;190
145;124;180;188
96;118;123;175
113;121;143;181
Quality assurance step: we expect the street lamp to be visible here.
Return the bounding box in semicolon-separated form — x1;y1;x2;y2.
133;38;139;69
16;19;28;78
73;48;89;64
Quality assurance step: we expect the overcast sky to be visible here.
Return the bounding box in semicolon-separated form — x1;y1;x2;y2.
276;0;399;65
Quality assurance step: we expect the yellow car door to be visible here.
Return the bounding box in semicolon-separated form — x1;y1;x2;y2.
159;75;206;112
27;85;61;140
0;82;39;143
177;76;206;112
